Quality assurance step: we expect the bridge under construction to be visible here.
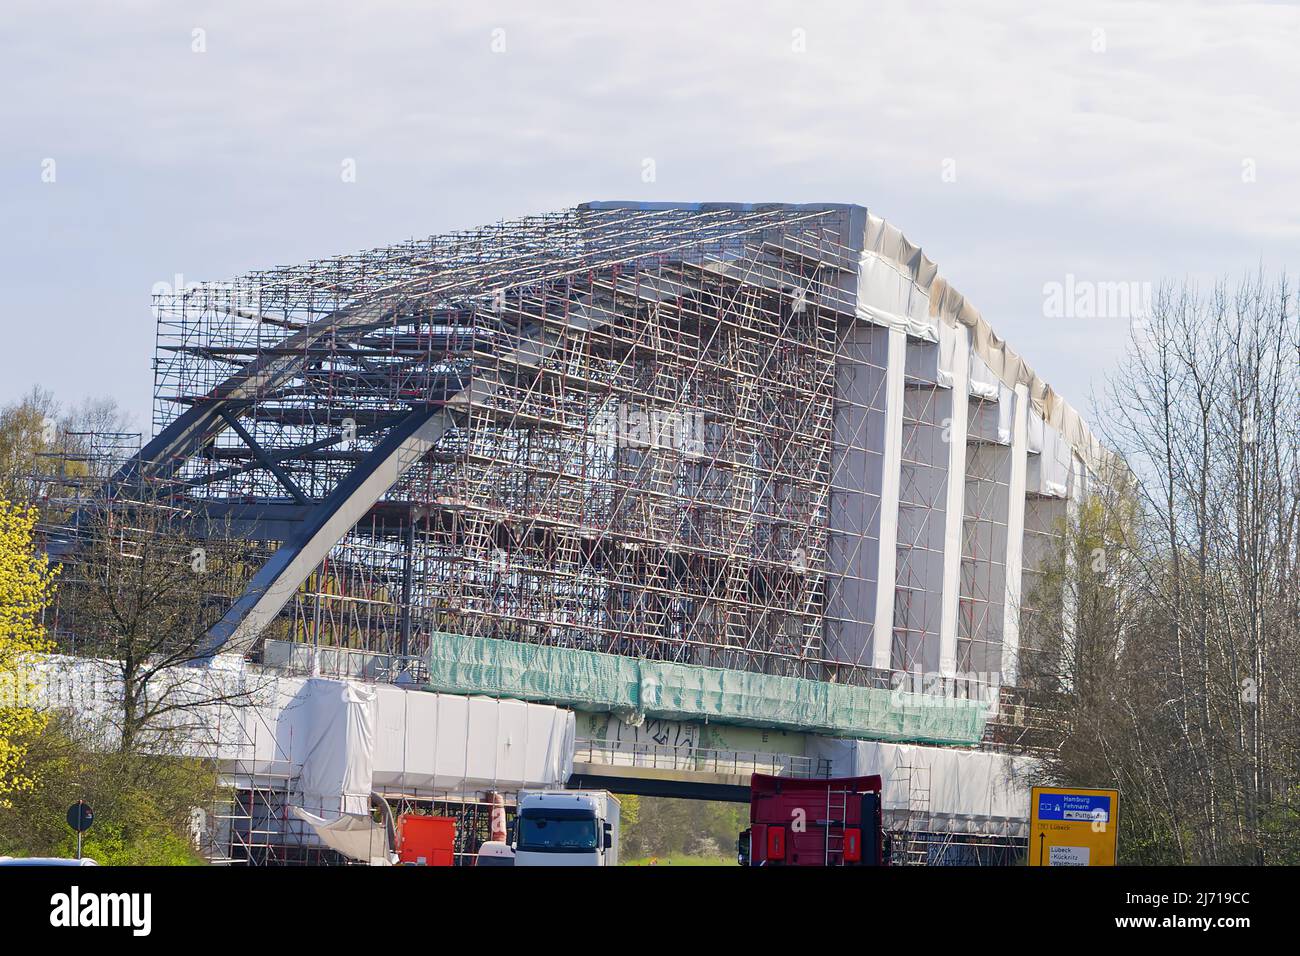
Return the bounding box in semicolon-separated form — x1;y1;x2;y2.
46;201;1108;864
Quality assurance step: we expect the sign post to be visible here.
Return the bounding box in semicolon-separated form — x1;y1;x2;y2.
66;801;94;860
1028;786;1118;866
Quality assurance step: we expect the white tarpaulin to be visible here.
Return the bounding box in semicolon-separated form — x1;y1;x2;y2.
296;679;376;816
968;352;1015;446
32;656;576;804
370;686;575;793
1026;415;1072;498
289;806;391;865
847;208;1113;478
810;737;1037;836
216;674;575;800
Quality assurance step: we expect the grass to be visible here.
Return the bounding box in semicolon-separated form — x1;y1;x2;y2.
621;854;734;867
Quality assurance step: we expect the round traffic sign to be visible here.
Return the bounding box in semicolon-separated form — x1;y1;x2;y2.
66;801;94;833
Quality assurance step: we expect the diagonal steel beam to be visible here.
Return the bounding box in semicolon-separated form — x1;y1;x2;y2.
217;408;310;504
198;306;605;658
198;402;455;657
98;300;397;497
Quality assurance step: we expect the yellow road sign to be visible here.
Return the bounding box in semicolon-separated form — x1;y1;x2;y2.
1028;786;1119;866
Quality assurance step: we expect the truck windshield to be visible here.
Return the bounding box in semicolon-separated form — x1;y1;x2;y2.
517;813;598;852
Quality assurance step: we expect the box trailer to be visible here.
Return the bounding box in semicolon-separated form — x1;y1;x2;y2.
739;773;886;866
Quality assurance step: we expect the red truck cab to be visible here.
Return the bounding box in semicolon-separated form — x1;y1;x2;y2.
738;773;886;866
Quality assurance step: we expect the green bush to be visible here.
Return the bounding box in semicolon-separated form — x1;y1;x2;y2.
0;715;216;865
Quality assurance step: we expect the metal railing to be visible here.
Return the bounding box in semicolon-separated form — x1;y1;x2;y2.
260;639;429;685
574;738;829;779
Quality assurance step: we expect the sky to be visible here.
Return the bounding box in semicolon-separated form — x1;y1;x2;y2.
2;0;1298;435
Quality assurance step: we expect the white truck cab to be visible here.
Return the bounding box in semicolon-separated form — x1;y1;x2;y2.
475;841;516;867
513;790;619;867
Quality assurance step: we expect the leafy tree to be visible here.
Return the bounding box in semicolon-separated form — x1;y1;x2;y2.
0;498;57;805
619;792;640;828
619;795;745;861
0;714;214;864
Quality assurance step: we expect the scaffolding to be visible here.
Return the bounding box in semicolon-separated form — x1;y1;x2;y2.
959;408;1011;679
147;204;893;685
894;340;951;675
26;428;142;520
211;771;515;867
25;201;1103;866
66;200;1086;747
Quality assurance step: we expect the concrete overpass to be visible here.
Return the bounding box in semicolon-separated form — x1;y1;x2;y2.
567;739;827;802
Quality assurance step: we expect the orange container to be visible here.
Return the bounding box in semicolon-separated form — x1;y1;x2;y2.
397;814;456;866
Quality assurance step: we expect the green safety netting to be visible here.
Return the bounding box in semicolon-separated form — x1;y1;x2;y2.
423;632;989;745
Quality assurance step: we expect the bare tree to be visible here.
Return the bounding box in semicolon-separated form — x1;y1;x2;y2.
52;498;270;756
0;389;137;513
1030;272;1299;864
0;387;60;503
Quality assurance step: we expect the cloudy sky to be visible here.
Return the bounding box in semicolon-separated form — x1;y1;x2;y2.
2;0;1298;432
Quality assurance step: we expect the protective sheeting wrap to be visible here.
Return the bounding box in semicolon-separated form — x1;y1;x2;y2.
844;207;1112;476
856;248;935;340
296;679;375;815
936;319;963;389
369;685;574;793
424;632;990;744
1026;415;1073;498
221;676;574;801
967;352;1015;446
290;806;391;865
31;654;574;803
810;737;1037;836
32;651;254;755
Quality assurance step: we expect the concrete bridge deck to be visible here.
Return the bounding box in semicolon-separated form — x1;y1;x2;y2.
567;739;827;802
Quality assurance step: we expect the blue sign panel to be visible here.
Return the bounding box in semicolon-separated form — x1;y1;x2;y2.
1036;792;1111;822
